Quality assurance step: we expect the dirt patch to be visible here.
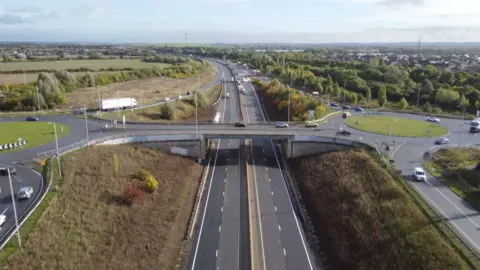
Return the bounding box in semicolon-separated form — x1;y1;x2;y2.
101;84;222;123
289;149;469;270
62;67;216;110
5;145;203;270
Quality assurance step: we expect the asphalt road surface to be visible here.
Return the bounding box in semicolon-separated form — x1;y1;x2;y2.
241;72;316;269
187;64;250;270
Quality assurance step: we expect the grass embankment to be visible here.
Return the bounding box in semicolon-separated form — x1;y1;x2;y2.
0;71;121;85
289;149;470;269
0;59;170;72
3;145;203;269
100;83;222;123
424;148;480;210
345;116;449;137
62;65;216;110
0;122;69;152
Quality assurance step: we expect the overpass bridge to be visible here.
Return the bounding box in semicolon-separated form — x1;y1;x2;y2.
37;125;381;160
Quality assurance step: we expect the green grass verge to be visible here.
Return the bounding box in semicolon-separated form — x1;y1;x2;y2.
0;122;70;152
0;157;62;263
345;115;449;137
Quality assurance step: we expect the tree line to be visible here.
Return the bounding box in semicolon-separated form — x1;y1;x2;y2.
0;60;211;111
164;47;480;115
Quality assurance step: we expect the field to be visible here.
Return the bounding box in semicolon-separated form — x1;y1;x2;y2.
4;144;203;269
0;59;170;72
0;122;69;152
62;66;216;110
345;115;449;137
289;149;469;269
99;83;222;123
0;71;120;85
423;147;480;210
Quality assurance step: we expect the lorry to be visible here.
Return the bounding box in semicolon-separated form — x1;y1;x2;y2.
213;112;221;124
470;118;480;133
100;98;137;111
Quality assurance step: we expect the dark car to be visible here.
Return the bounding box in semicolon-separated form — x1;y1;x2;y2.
234;121;247;127
330;102;339;107
0;166;17;176
354;107;365;112
337;130;352;136
342;105;351;110
26;116;39;121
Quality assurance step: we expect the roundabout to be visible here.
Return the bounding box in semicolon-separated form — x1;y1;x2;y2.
344;115;449;137
0;122;70;152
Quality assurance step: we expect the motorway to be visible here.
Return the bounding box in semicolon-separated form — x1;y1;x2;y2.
242;75;316;269
1;58;480;267
186;62;251;270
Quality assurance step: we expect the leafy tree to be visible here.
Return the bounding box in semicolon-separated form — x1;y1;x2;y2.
2;53;11;62
365;87;371;102
37;72;62;108
435;87;460;108
399;97;408;110
307;101;317;110
160;102;175;120
84;72;96;87
192;90;207;108
378;85;387;107
459;94;469;108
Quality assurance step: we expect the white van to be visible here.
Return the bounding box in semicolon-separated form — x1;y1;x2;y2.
413;167;427;181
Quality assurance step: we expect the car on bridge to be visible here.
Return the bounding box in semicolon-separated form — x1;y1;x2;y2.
234;121;247;127
354;107;365;112
337;130;352;136
426;116;440;123
26;116;39;121
275;122;289;128
330;102;339;107
305;122;318;128
435;137;449;145
342;104;351;110
0;166;16;176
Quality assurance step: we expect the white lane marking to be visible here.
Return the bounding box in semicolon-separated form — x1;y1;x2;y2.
250;141;267;270
12;175;22;183
411;180;480;251
275;206;277;212
250;80;315;269
283;248;287;256
216;249;218;257
221;207;223;212
271;191;274;196
269;178;271;182
266;168;268;171
223;191;225;196
226;168;228;171
278;225;282;231
219;226;221;232
391;140;406;159
191;139;222;270
224;179;226;183
1;206;11;215
226;158;228;162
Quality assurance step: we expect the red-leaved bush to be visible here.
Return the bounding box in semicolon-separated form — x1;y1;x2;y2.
123;181;144;205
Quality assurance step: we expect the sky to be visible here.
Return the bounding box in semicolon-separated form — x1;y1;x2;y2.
0;0;478;43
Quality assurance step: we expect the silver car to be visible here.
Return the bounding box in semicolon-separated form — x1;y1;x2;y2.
275;122;289;128
435;137;449;145
18;187;34;200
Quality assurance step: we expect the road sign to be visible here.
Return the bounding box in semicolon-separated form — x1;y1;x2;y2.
40;160;45;166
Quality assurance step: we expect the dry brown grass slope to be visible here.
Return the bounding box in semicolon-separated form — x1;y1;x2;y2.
289;149;469;270
5;145;203;270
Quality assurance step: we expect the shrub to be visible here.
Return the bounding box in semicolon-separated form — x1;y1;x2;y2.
192;90;207;108
137;169;159;191
159;102;175;120
138;169;150;181
122;181;144;206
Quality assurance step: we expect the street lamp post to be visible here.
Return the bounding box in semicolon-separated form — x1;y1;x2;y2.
195;92;198;138
7;168;21;248
50;122;62;178
287;85;291;124
84;105;89;148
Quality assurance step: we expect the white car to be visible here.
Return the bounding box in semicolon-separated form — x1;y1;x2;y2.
275;122;289;128
18;186;34;200
413;167;427;181
177;95;183;100
164;97;170;101
426;116;440;123
0;214;5;226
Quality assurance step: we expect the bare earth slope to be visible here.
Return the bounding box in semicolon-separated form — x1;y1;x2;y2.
289;149;468;270
6;145;202;270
